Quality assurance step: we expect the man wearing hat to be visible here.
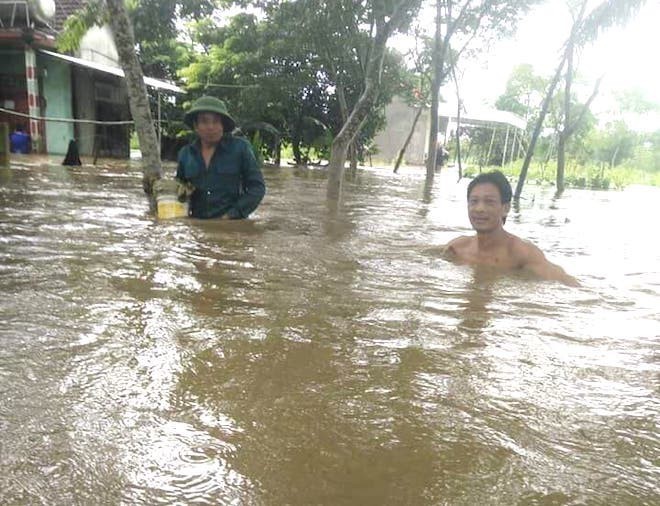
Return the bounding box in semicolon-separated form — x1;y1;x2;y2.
176;96;266;219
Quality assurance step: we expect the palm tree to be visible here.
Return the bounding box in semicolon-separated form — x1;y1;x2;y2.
515;0;647;199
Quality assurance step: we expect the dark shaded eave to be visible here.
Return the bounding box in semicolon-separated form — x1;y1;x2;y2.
0;29;57;49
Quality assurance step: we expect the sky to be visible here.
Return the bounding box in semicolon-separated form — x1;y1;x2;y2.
397;0;660;131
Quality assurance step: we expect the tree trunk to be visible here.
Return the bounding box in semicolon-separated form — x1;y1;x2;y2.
455;101;463;179
327;136;351;198
556;132;566;195
292;137;303;165
514;56;566;200
326;29;388;199
275;141;281;167
349;143;358;173
451;62;462;179
393;106;423;173
336;80;360;174
515;0;591;200
609;143;620;169
556;31;575;197
424;0;444;178
105;0;161;195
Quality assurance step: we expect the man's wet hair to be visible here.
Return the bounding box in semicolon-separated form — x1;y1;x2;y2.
467;170;512;204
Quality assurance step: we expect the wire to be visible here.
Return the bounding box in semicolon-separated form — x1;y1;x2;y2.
0;106;133;125
0;107;186;126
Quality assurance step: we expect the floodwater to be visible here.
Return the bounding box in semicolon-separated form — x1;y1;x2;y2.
0;157;658;505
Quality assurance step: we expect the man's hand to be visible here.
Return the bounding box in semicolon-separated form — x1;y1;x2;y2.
175;180;195;202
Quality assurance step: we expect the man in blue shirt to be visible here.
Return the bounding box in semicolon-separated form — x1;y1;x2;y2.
176;96;266;219
9;125;31;154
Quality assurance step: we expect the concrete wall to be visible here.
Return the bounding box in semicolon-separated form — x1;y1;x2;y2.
39;54;74;155
78;25;119;66
372;96;429;166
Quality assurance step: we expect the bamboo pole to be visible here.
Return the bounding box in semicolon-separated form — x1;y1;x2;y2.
501;126;510;166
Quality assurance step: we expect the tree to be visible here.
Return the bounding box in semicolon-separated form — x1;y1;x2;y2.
58;0;219;191
590;120;637;171
423;0;539;180
59;0;216;79
495;64;546;124
495;64;552;172
555;1;601;195
514;51;568;199
126;0;216;79
105;0;161;193
325;0;423;199
587;89;658;176
515;0;647;199
181;2;409;169
211;0;421;188
392;29;432;174
120;1;215;148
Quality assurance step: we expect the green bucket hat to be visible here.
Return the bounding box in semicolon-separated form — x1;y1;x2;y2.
184;96;236;131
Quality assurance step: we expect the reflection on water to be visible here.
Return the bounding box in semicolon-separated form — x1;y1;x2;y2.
1;158;658;505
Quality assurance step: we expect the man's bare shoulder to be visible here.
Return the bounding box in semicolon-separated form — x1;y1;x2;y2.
425;236;472;259
446;235;473;248
508;233;546;263
443;235;474;260
508;234;580;286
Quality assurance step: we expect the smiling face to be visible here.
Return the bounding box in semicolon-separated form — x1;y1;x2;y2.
467;182;510;233
194;112;224;146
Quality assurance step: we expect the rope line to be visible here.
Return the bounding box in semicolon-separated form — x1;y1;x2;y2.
0;107;186;126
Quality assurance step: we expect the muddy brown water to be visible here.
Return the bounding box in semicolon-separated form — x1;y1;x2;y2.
0;158;658;505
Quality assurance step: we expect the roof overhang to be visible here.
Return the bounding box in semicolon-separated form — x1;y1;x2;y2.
438;102;526;131
39;49;184;93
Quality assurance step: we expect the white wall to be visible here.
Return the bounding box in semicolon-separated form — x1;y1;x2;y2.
77;25;119;67
372;96;429;167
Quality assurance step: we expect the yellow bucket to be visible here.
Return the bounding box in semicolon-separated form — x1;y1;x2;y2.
156;194;188;219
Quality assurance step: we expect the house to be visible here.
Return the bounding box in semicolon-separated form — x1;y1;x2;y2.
0;0;181;158
372;96;527;167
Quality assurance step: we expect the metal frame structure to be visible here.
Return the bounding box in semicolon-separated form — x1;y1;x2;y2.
0;1;31;28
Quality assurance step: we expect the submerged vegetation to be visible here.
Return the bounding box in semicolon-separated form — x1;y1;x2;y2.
460;115;660;190
465;160;660;191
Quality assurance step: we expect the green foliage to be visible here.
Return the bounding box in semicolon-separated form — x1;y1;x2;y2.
248;130;264;167
58;0;215;80
622;130;660;173
57;0;107;52
495;64;546;122
126;0;216;80
179;1;421;165
462;122;660;190
579;0;648;45
465;141;660;190
587;120;638;168
614;88;660;115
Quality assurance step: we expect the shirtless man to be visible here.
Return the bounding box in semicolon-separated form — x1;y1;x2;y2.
444;170;579;286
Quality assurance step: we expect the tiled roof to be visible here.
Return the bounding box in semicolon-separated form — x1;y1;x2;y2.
53;0;87;32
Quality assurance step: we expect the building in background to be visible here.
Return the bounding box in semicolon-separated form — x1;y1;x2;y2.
372;96;526;169
0;0;180;157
